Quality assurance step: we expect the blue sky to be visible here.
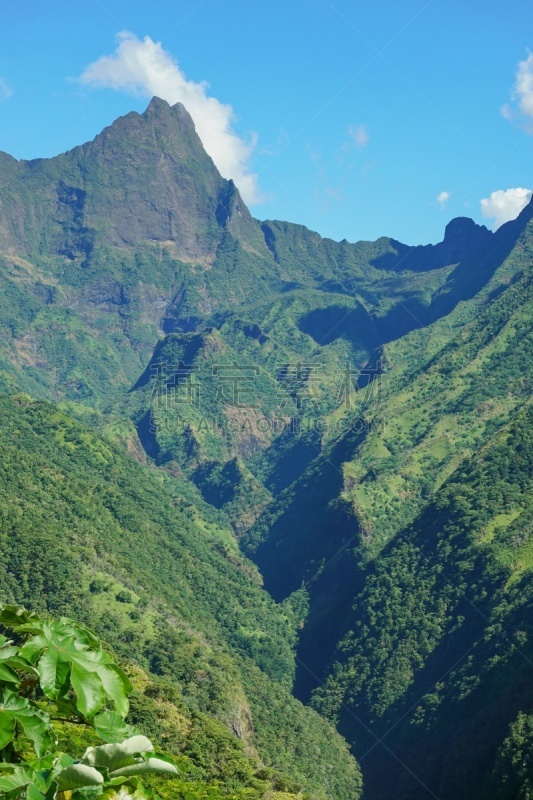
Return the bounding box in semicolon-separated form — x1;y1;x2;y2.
1;0;532;244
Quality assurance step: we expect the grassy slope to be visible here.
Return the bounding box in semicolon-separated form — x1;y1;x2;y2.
236;202;533;800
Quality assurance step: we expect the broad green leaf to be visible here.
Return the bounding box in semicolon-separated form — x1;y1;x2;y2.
26;784;47;800
68;648;108;672
110;757;179;778
0;664;20;685
36;646;59;697
0;605;37;628
58;618;100;648
111;735;153;756
0;712;15;750
55;763;104;791
98;666;129;717
54;659;71;698
93;711;138;743
0;646;19;661
46;753;74;792
1;689;28;711
105;775;130;786
3;608;135;724
17;707;53;757
82;736;153;770
111;665;133;696
24;753;57;774
70;663;105;718
9;623;42;635
149;752;184;771
2;656;37;676
50;753;75;773
0;767;32;792
37;647;70;700
19;636;48;665
0;689;53;757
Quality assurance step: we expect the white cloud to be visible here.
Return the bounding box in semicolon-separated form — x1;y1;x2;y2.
79;32;262;205
514;53;533;117
437;190;450;209
503;52;533;128
0;78;13;100
500;102;514;121
480;187;532;230
347;124;369;148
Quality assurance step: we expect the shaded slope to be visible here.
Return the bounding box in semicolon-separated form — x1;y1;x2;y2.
312;404;533;800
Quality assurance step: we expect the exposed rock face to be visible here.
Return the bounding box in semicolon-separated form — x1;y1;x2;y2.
0;97;259;263
441;216;493;263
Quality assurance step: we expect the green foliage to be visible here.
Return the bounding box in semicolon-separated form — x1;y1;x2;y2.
2;98;533;800
493;712;533;799
0;604;179;800
311;406;533;799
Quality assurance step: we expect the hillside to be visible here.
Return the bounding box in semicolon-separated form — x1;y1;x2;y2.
313;403;533;799
0;393;361;799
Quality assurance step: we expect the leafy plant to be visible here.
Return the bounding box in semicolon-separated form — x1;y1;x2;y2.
0;604;179;799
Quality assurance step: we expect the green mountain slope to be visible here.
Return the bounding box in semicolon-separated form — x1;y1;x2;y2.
312;403;533;799
0;393;361;800
0;97;500;422
0;98;517;553
239;194;533;798
244;196;533;631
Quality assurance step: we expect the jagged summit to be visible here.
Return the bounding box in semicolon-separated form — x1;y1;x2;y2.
443;215;491;244
0;97;262;263
441;215;493;263
145;95;190;120
128;94;201;143
146;95;172;112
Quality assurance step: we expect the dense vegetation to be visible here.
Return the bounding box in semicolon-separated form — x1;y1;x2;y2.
0;604;180;800
312;405;533;799
0;394;361;799
0;96;531;799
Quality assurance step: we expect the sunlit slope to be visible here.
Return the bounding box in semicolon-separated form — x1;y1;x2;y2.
313;403;533;800
0;393;362;800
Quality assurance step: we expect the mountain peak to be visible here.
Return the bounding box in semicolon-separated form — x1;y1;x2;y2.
441;215;492;262
146;95;171;113
0;98;264;263
102;96;202;158
144;96;193;127
443;216;490;242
